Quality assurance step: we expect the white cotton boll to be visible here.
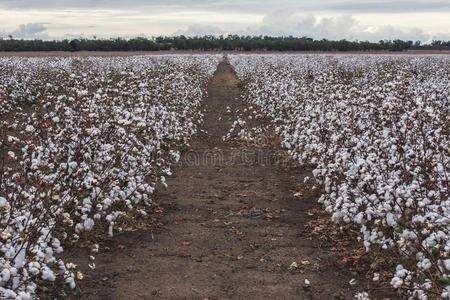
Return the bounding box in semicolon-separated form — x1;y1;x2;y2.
413;289;427;300
422;280;432;290
0;289;17;298
108;223;114;237
41;267;55;281
66;277;76;289
391;276;403;288
444;259;450;271
106;214;114;222
386;213;396;227
363;240;371;251
52;239;64;254
14;244;27;269
68;161;78;170
91;244;99;253
354;292;370;300
0;196;8;207
355;212;364;224
25;125;35;133
7;151;15;159
419;259;432;271
103;198;112;207
83;218;95;231
373;273;379;281
1;268;11;283
8;136;19;143
74;223;84;234
17;291;32;300
44;247;55;264
28;262;40;276
12;274;20;290
442;286;450;299
412;215;425;224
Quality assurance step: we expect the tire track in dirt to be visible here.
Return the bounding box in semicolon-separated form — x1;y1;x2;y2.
68;60;366;299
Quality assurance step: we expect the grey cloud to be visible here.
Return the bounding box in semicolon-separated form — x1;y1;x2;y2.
4;23;51;39
1;1;448;41
0;0;221;9
174;13;436;42
239;13;365;39
329;1;450;13
174;24;225;36
246;13;433;41
1;0;449;14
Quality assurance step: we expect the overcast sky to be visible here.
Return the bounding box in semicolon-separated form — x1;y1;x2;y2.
0;0;449;42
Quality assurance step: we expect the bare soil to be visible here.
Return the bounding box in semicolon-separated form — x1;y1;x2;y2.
66;61;389;299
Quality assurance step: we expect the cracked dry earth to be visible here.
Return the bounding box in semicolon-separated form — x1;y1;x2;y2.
67;61;368;299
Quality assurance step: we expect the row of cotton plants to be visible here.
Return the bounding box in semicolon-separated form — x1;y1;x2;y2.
0;54;221;299
229;54;449;298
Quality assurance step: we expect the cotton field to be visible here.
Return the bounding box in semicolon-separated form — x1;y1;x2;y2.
0;55;221;298
229;54;449;298
1;53;449;299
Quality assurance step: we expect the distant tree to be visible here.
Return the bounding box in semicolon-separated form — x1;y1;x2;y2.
0;35;419;52
69;39;78;52
431;40;442;46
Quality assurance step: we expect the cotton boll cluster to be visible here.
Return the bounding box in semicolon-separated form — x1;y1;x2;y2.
222;105;271;146
0;54;221;298
229;54;449;297
354;292;370;300
223;118;248;141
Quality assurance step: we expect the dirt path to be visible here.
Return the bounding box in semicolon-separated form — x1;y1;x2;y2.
68;61;366;299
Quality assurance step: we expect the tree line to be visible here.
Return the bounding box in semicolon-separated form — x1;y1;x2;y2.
0;35;447;52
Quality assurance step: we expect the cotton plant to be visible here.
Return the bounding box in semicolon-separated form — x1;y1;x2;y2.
229;54;449;298
0;54;221;298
